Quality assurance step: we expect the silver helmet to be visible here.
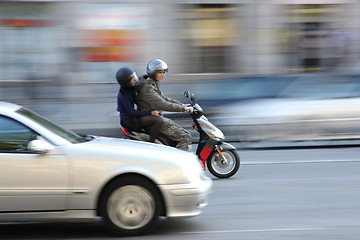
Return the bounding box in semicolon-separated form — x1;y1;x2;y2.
146;59;168;78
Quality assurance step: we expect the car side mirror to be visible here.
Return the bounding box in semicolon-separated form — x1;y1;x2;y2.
27;140;53;154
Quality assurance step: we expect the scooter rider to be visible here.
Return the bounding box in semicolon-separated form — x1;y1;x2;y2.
136;59;193;151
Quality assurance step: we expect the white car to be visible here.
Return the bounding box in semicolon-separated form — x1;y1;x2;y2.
0;101;212;236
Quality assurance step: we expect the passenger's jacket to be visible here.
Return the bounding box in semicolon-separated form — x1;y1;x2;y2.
135;77;186;112
117;87;151;119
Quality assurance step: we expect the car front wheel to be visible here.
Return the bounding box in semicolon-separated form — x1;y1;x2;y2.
100;176;161;236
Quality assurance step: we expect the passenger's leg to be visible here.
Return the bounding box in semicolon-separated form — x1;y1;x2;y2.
139;115;163;143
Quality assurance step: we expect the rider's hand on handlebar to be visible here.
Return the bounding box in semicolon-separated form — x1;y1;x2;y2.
185;106;194;114
151;110;160;116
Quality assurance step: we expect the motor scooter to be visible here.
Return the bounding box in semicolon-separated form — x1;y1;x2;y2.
121;91;240;178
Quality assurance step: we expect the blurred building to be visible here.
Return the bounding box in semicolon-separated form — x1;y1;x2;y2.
0;0;359;84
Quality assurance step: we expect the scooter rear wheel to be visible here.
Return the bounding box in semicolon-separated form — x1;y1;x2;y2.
207;149;240;178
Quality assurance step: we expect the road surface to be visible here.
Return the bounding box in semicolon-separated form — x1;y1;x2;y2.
1;148;359;240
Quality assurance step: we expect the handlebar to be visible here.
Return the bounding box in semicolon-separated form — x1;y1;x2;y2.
184;91;203;116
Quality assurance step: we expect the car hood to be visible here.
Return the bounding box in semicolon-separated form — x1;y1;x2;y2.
61;136;200;185
70;135;198;166
81;135;192;157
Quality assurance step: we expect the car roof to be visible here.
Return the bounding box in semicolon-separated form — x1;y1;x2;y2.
0;101;22;114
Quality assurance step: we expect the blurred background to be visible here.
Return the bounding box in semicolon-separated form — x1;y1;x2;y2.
1;0;360;146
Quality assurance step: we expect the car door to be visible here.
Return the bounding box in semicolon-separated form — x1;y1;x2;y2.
0;115;69;212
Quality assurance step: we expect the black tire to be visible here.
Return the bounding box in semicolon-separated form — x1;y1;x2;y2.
207;149;240;178
99;176;161;236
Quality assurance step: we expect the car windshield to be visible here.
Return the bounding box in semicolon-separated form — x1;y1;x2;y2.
17;108;85;144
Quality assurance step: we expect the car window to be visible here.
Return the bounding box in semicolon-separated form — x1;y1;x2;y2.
0;116;37;153
16;108;85;144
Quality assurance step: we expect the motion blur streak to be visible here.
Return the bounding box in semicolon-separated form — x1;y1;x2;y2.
1;0;360;144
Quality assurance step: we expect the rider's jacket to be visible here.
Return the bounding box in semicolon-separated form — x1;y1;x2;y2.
135;76;186;113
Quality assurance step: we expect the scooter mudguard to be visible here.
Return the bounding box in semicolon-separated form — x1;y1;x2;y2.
218;142;236;150
198;141;236;169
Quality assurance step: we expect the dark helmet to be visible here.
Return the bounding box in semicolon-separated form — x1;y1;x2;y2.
115;67;138;88
146;59;168;79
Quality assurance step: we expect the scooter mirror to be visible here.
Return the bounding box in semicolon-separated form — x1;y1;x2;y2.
184;90;190;98
191;94;196;102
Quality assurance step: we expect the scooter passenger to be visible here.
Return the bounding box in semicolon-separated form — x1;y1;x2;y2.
116;67;163;143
